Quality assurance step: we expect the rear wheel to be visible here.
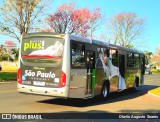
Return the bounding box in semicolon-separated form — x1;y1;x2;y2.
101;81;110;99
134;77;139;88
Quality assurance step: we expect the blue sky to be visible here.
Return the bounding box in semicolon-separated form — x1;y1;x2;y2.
0;0;160;53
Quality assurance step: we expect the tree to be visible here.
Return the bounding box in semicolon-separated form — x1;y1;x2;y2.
107;12;145;47
0;45;3;61
97;33;109;42
151;47;160;64
46;2;102;37
0;0;49;42
4;40;16;53
144;51;153;65
3;40;16;61
11;48;19;61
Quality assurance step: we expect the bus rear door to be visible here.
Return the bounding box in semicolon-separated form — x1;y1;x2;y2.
85;51;95;98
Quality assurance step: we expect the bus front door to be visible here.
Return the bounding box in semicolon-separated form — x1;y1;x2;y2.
85;51;95;97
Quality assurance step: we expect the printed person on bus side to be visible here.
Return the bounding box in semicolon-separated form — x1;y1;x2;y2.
100;48;112;77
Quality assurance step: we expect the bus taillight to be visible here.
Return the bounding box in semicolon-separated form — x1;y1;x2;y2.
17;68;22;84
59;71;66;87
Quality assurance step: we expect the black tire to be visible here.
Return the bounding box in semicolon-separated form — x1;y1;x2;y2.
135;77;139;87
101;81;110;99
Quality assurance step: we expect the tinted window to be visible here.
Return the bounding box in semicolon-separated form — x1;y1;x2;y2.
96;58;103;68
72;43;85;68
127;53;134;67
110;49;118;58
22;37;64;57
86;51;95;69
110;49;118;66
21;37;64;66
134;54;140;67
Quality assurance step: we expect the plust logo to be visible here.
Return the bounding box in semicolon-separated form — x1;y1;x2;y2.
23;40;45;51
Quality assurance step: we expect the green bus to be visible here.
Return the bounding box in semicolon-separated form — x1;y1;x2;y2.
17;32;145;99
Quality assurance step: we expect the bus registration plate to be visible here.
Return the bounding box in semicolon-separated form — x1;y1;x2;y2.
33;81;45;86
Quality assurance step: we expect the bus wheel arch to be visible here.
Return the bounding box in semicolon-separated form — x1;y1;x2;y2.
101;80;110;99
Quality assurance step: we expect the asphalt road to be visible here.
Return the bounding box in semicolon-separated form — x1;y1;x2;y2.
0;74;160;114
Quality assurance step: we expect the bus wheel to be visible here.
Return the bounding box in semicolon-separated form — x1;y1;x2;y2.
101;81;110;99
135;77;139;87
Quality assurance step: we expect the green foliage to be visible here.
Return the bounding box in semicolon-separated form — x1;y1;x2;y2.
0;72;17;81
144;51;153;64
11;48;19;61
2;54;8;61
0;48;19;61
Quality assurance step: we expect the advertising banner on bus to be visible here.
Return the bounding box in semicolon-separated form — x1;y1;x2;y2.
20;36;64;88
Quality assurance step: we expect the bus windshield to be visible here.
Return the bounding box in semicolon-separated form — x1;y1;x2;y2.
21;36;64;66
21;36;64;57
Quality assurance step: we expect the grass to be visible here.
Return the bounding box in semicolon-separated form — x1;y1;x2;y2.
0;72;17;81
148;87;160;97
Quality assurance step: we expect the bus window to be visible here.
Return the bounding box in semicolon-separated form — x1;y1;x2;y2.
110;49;118;66
71;43;85;68
134;54;140;68
127;52;134;67
86;51;95;69
104;48;109;57
110;49;118;58
96;59;103;68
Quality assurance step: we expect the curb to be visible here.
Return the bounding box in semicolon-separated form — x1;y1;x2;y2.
0;81;16;84
148;91;160;97
148;87;160;97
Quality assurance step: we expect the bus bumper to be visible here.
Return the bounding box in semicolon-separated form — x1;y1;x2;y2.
17;83;69;98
